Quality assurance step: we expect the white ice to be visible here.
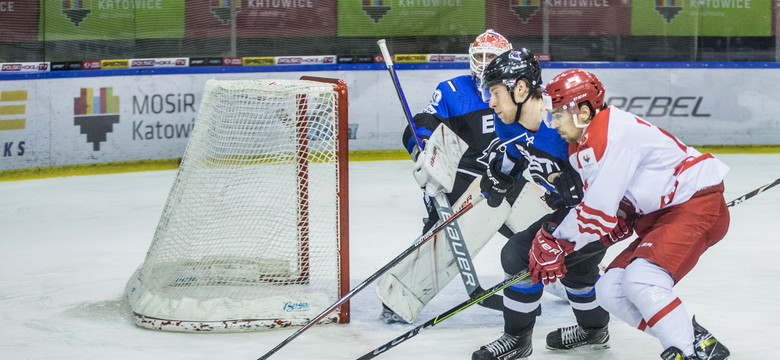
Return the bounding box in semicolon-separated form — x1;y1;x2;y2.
1;154;778;360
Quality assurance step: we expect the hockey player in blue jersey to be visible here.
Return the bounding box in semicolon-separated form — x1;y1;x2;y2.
376;31;553;325
471;49;610;360
403;29;515;208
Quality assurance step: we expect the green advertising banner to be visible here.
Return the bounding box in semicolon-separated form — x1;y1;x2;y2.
338;0;485;36
632;0;771;36
41;0;184;41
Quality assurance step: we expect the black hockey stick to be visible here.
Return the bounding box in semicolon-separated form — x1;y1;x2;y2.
431;194;503;311
725;177;780;207
357;271;532;360
355;245;609;360
378;39;502;311
257;196;480;360
356;178;779;359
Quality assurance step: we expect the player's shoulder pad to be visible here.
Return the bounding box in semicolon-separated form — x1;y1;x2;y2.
441;75;477;94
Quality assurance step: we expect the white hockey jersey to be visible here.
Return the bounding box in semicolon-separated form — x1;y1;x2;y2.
553;106;730;250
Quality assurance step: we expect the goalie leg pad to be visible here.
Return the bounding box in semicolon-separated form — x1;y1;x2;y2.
504;180;554;234
377;179;508;322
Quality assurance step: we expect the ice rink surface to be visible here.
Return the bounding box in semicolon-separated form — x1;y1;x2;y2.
1;154;778;360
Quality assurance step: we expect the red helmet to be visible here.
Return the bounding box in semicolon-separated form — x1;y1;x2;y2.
544;69;605;113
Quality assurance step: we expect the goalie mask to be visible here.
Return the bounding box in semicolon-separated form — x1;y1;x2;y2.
470;29;512;79
543;68;605;129
469;29;512;101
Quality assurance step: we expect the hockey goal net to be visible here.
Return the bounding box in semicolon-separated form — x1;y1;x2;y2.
125;76;349;332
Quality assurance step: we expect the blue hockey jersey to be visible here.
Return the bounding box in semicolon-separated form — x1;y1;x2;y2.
494;116;570;194
403;75;501;177
421;75;488;117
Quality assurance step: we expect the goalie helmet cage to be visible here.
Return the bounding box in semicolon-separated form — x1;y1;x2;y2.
125;76;349;332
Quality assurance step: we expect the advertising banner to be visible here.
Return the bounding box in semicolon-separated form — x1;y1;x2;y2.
2;66;779;172
631;0;772;36
0;0;39;43
338;0;484;36
0;62;50;72
427;54;469;63
100;59;129;69
184;0;336;39
487;0;631;36
0;83;51;169
46;75;203;166
549;67;778;146
275;55;336;65
41;0;184;41
129;58;189;68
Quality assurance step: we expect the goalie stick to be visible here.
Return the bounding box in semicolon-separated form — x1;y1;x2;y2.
257;195;481;360
377;39;503;311
355;177;778;359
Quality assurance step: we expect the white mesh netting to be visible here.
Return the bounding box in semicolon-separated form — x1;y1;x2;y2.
125;79;346;331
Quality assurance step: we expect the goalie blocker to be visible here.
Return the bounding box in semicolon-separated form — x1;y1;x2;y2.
376;124;552;323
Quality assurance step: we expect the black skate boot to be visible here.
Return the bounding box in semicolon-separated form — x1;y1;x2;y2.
379;304;408;324
545;324;610;350
472;330;532;360
661;346;696;360
692;316;730;360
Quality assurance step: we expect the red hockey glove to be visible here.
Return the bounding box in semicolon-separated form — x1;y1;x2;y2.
529;222;575;285
599;215;634;247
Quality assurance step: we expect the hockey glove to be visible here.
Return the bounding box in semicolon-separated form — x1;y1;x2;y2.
552;164;584;208
599;215;634;247
480;156;515;208
529;222;575;285
403;126;432;161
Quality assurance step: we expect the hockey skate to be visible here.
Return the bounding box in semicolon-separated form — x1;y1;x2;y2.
692;316;730;360
379;304;408;324
472;330;532;360
545;324;609;350
661;346;697;360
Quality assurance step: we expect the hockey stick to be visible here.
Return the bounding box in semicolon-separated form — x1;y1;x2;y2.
377;39;502;311
257;195;480;360
725;177;780;207
356;245;608;360
356;178;778;359
377;39;422;150
358;271;532;360
430;193;500;308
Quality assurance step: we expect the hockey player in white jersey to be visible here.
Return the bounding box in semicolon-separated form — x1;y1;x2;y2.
535;68;731;360
376;30;553;324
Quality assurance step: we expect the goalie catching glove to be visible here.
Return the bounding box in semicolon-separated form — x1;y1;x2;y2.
529;222;575;285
